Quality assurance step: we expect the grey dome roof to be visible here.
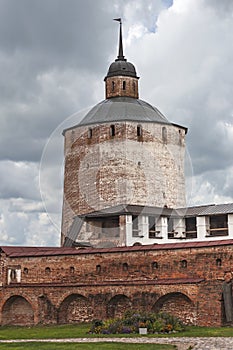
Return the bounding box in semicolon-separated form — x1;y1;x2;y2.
105;60;138;79
78;97;170;127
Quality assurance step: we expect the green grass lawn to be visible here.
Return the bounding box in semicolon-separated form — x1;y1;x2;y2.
0;323;233;340
176;326;233;337
0;324;89;340
0;343;175;350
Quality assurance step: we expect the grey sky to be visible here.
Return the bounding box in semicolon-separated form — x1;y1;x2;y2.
0;0;233;246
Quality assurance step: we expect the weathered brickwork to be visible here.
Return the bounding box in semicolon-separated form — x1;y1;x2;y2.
0;242;231;326
105;75;139;99
61;121;186;242
152;292;197;325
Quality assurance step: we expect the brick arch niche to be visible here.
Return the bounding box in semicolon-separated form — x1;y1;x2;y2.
2;295;34;326
152;292;196;325
107;294;132;318
58;294;93;324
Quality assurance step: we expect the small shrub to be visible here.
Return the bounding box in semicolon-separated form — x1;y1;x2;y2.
89;319;103;334
150;319;165;333
121;327;132;334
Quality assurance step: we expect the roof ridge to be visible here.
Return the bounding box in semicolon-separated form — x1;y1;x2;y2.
2;239;233;257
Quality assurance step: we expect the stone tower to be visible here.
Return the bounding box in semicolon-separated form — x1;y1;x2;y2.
61;21;187;247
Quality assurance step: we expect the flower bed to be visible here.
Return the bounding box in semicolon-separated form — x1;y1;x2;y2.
89;311;185;334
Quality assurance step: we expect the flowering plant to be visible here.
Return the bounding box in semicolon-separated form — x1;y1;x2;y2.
139;322;147;328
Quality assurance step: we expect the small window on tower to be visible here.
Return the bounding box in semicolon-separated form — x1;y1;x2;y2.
110;125;115;137
71;130;75;143
179;129;184;145
133;82;136;92
88;128;93;139
137;125;142;137
112;81;115;92
162;127;167;143
123;81;126;90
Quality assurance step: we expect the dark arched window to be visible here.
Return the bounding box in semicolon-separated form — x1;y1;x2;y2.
123;263;128;272
96;265;101;273
216;258;222;267
70;266;75;274
112;81;115;92
180;260;187;268
152;262;159;270
45;267;51;274
123;81;126;90
23;268;28;275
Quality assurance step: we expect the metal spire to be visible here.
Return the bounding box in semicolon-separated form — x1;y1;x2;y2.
113;18;126;61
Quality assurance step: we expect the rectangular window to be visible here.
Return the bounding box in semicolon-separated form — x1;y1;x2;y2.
137;125;142;137
110;125;115;137
168;218;174;239
185;217;197;238
207;214;228;237
148;216;160;238
102;218;119;237
7;267;21;284
132;215;139;237
88;128;93;139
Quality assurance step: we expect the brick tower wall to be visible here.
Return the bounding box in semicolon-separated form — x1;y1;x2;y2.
105;75;139;99
61;121;186;240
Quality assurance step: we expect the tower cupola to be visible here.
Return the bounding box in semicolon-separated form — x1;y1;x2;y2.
105;19;139;99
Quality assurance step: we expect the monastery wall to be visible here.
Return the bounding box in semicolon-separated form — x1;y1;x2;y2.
0;243;230;326
1;245;229;285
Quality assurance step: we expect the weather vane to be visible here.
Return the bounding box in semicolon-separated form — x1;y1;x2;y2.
113;17;122;24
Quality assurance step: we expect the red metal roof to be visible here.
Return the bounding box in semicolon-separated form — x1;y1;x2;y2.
1;239;233;258
0;246;78;257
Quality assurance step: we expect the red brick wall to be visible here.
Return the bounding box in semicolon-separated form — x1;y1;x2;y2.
153;292;197;325
0;244;231;326
2;296;34;326
3;249;225;285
